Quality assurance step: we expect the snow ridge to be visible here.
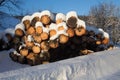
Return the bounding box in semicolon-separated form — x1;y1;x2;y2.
0;49;120;80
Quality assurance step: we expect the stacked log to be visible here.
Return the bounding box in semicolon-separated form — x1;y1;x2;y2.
7;10;113;66
0;29;15;50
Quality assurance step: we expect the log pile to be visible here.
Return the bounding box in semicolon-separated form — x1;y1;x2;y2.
2;10;113;66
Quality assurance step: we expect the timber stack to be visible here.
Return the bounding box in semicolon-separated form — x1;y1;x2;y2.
1;10;112;66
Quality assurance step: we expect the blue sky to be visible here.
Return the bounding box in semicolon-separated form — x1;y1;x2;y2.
0;0;120;15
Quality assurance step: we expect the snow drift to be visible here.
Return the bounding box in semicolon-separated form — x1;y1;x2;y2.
0;49;120;80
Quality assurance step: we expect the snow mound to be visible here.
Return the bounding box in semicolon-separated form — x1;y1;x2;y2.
0;50;29;73
0;49;120;80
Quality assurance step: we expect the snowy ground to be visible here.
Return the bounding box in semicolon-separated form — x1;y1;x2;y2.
0;50;29;73
0;49;120;80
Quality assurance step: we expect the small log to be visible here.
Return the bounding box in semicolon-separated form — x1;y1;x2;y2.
31;17;40;26
41;15;51;25
18;55;27;64
49;30;57;37
40;41;49;51
35;26;43;35
27;27;35;35
75;27;86;36
32;45;41;54
59;34;69;44
66;28;75;37
9;52;19;62
49;40;59;48
23;20;31;31
67;17;77;29
15;28;24;37
102;38;109;45
33;34;42;43
20;48;28;56
40;32;49;41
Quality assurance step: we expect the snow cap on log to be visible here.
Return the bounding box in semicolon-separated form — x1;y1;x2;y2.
31;12;41;20
103;32;109;38
57;30;68;36
50;34;59;40
56;13;66;21
27;35;34;42
66;11;78;21
40;10;54;20
34;42;40;47
22;15;32;22
43;27;49;33
35;22;49;33
15;23;25;31
4;28;15;37
57;22;68;31
49;23;59;40
98;28;109;38
49;23;57;30
50;29;68;40
35;22;44;28
98;28;104;33
77;19;86;29
19;44;26;50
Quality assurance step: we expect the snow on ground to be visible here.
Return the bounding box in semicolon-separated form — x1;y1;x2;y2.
0;50;29;73
0;49;120;80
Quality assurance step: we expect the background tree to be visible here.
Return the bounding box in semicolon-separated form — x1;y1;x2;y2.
88;2;120;45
